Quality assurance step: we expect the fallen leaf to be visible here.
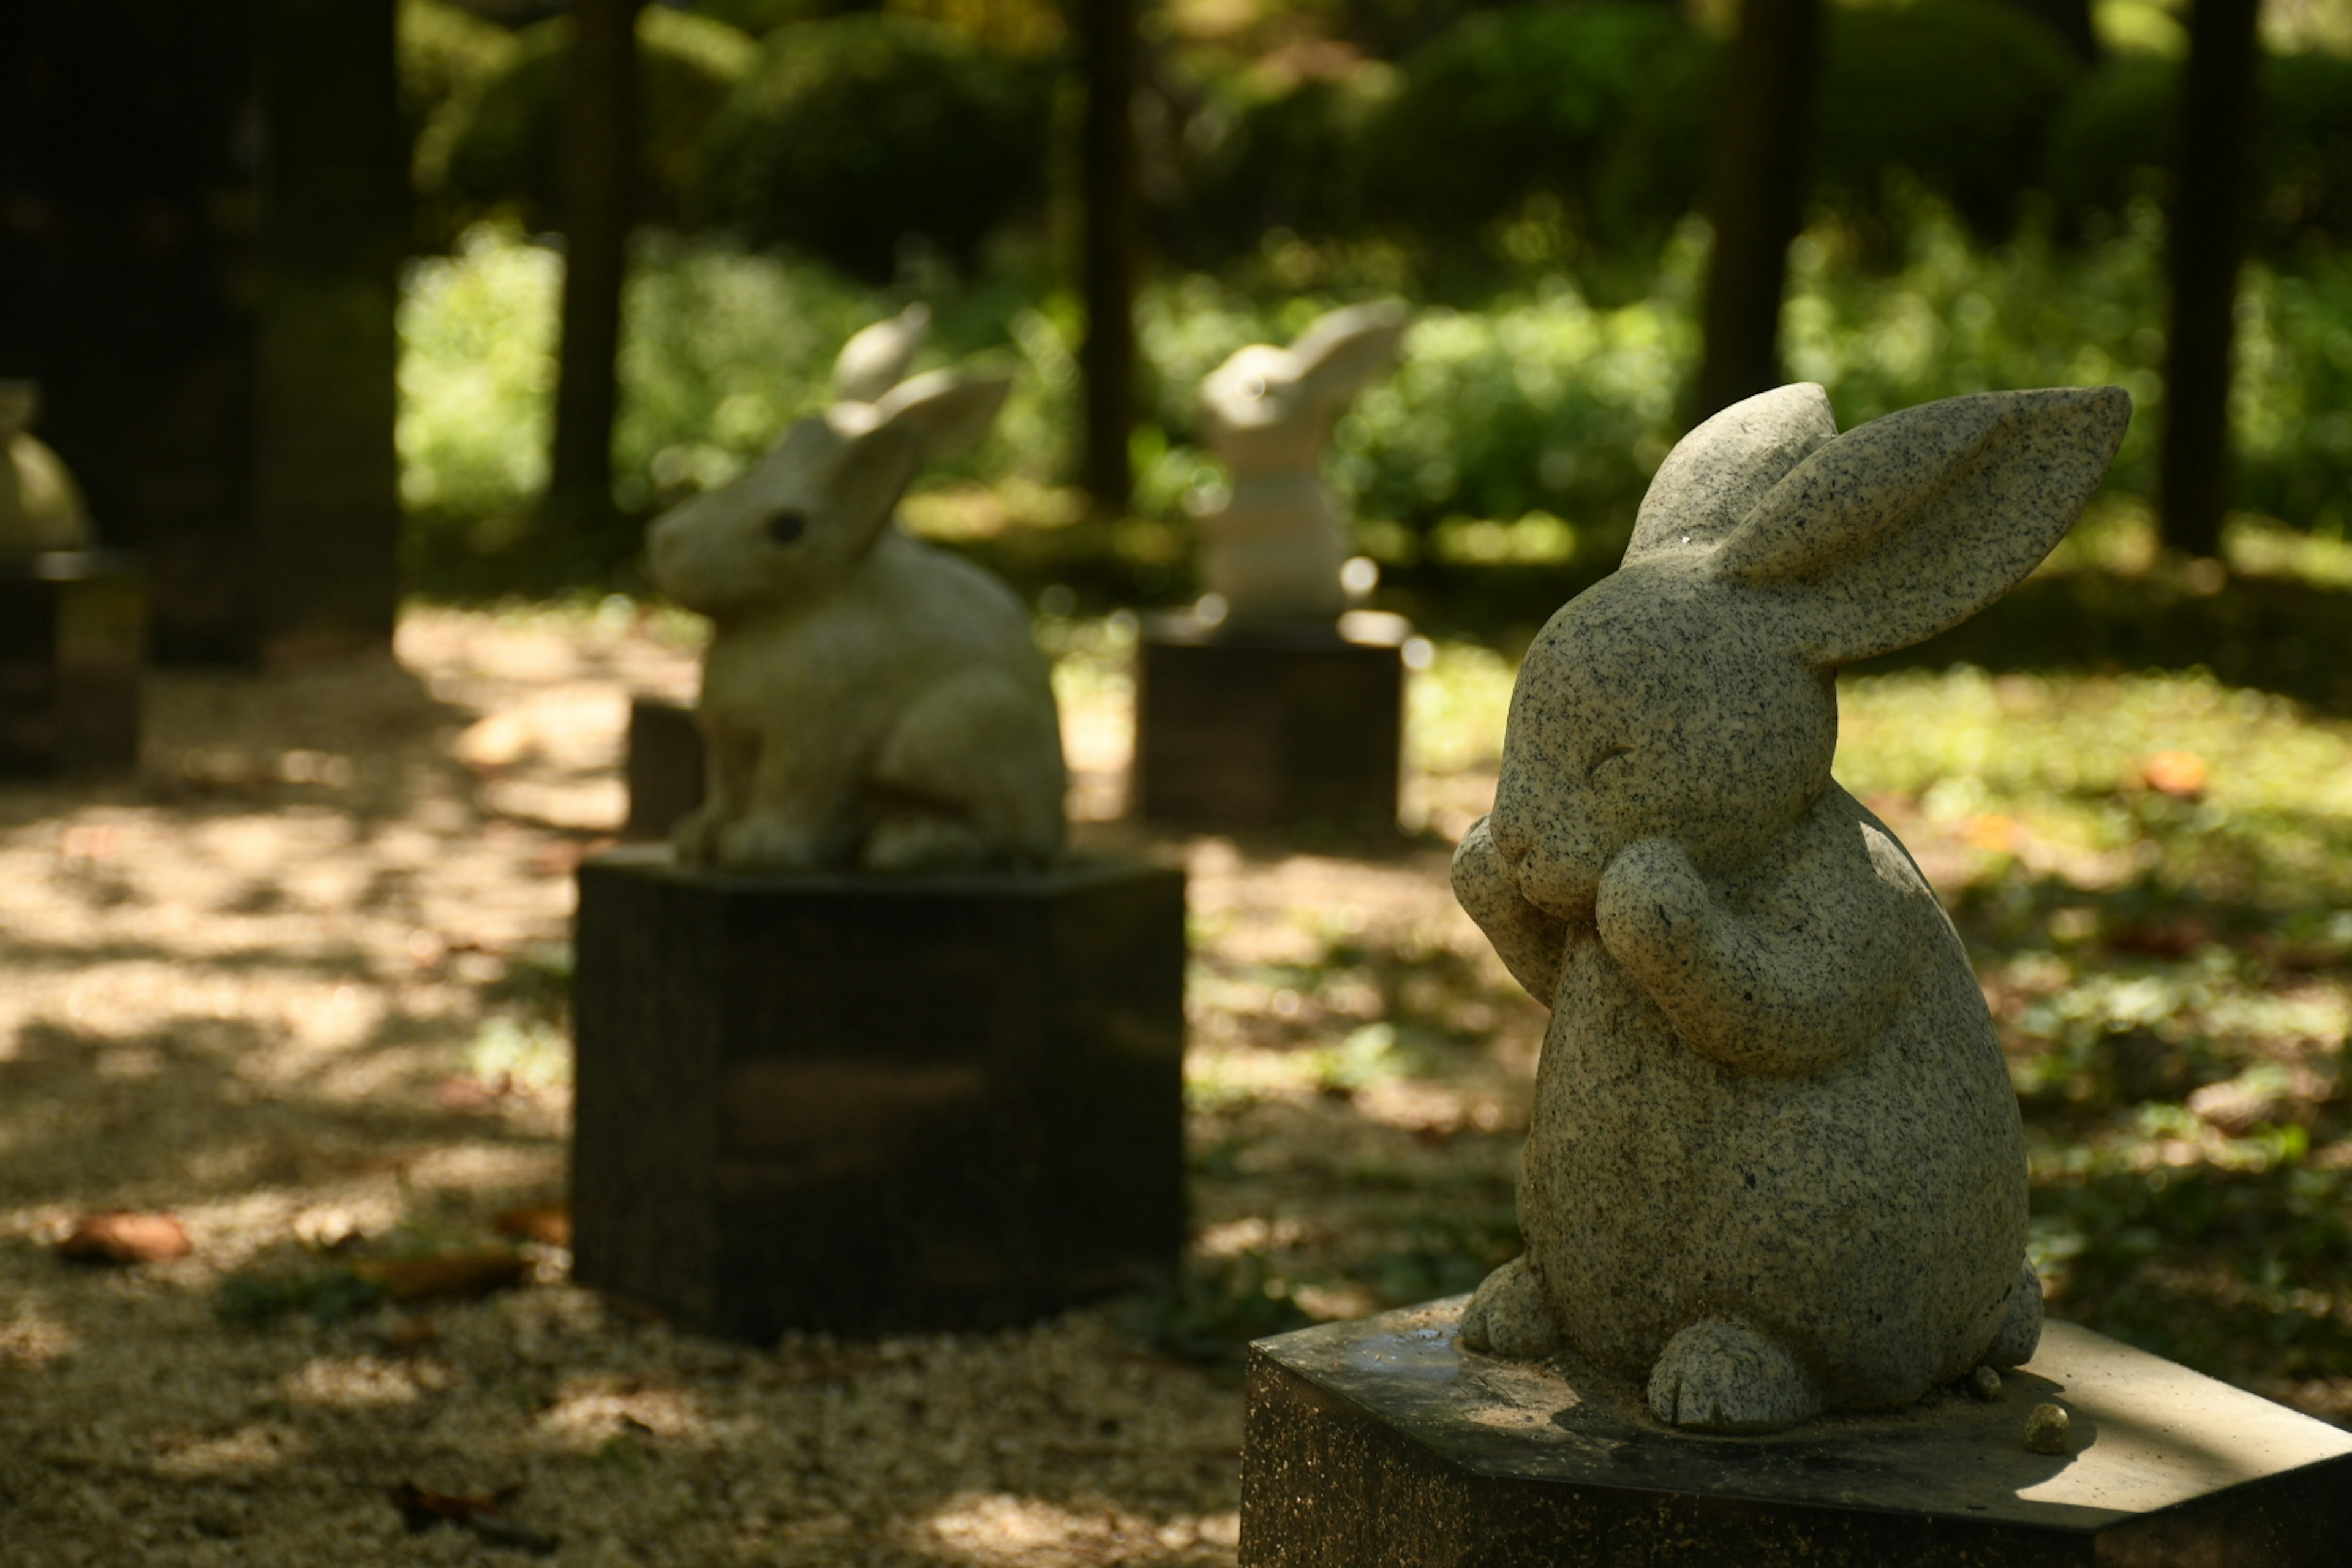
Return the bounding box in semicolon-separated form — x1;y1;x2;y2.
432;1075;508;1110
2138;749;2209;797
352;1251;531;1302
494;1202;572;1248
56;1212;192;1264
388;1482;559;1555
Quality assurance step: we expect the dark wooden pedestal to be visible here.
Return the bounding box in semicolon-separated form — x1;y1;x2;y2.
1242;1298;2352;1567
0;551;145;777
622;698;704;840
1133;612;1407;831
571;846;1188;1341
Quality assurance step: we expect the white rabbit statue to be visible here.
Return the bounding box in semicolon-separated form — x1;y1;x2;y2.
1451;382;2130;1434
0;381;91;552
1194;300;1408;621
647;314;1066;875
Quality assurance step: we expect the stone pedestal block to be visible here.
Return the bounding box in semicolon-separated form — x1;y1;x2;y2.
1242;1298;2352;1567
622;698;704;840
571;846;1188;1341
1133;612;1407;829
0;551;145;777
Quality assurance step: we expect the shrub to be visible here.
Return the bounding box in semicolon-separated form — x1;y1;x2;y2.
2043;47;2352;252
1355;4;1712;272
1177;69;1395;265
1814;0;2083;242
426;7;756;234
695;15;1052;279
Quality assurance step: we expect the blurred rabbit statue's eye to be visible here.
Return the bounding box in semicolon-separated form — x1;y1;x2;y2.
1240;375;1267;400
767;510;806;546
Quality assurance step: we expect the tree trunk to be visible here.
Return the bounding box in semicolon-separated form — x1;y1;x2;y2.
1691;0;1823;425
1079;0;1136;516
543;0;642;535
2158;0;2260;560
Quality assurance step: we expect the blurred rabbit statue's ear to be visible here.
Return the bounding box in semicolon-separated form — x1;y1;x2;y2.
1709;385;2132;667
0;380;39;439
826;420;928;558
1289;299;1409;406
832;303;932;404
869;369;1013;462
1624;384;1839;565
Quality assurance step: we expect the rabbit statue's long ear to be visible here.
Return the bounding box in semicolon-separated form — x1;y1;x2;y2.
826;420;929;556
1710;385;2131;666
1290;300;1409;405
832;303;932;404
1624;383;1838;564
869;369;1013;462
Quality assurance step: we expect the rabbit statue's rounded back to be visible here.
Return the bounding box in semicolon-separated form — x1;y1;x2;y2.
0;382;91;552
647;314;1065;874
1451;383;2130;1433
1193;301;1406;621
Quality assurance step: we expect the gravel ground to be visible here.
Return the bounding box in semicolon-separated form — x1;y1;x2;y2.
0;605;1538;1566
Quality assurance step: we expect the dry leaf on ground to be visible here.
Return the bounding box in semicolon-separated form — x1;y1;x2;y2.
55;1211;192;1264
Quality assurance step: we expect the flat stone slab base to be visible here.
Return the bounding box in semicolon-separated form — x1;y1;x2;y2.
0;551;145;777
1242;1297;2352;1567
571;846;1188;1341
621;697;702;840
1133;612;1406;829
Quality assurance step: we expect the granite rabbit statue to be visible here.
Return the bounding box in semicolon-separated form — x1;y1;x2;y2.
1451;382;2131;1434
0;381;91;552
647;320;1065;874
1194;300;1408;620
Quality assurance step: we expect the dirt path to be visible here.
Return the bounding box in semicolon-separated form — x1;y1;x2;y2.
0;606;1537;1566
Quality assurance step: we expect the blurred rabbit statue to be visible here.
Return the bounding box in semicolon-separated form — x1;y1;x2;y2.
0;382;92;552
1450;383;2130;1433
647;309;1066;874
1194;300;1408;621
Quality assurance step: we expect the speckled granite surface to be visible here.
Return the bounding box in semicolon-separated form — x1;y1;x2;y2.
1453;385;2133;1431
1241;1298;2352;1566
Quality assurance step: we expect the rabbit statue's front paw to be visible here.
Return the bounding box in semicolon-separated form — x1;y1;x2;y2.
1452;815;1570;1004
1596;836;1713;978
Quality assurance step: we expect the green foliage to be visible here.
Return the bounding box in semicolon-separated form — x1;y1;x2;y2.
2045;46;2352;252
1354;3;1711;276
217;1268;384;1329
689;0;838;35
1178;69;1396;267
399;0;517;129
1814;0;2084;243
694;14;1053;279
425;7;755;235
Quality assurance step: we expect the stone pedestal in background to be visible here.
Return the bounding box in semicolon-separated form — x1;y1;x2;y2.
0;1;404;665
0;552;146;777
1242;1298;2352;1567
571;846;1188;1340
1133;612;1408;830
622;698;703;841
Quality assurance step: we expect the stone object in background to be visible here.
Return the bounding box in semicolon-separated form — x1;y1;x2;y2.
1450;384;2132;1432
621;696;703;841
0;552;145;778
0;382;91;552
1241;1297;2352;1567
570;845;1186;1339
1193;301;1409;623
647;314;1065;874
0;3;403;664
1132;610;1408;830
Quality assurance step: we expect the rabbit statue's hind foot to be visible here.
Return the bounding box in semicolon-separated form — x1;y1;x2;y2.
1459;1256;1562;1358
1647;1318;1825;1434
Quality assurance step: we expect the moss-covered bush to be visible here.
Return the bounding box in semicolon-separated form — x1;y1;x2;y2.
424;7;755;235
1814;0;2083;241
1354;4;1711;271
694;14;1052;279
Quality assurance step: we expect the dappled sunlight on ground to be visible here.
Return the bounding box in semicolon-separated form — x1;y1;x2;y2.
4;602;2351;1561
